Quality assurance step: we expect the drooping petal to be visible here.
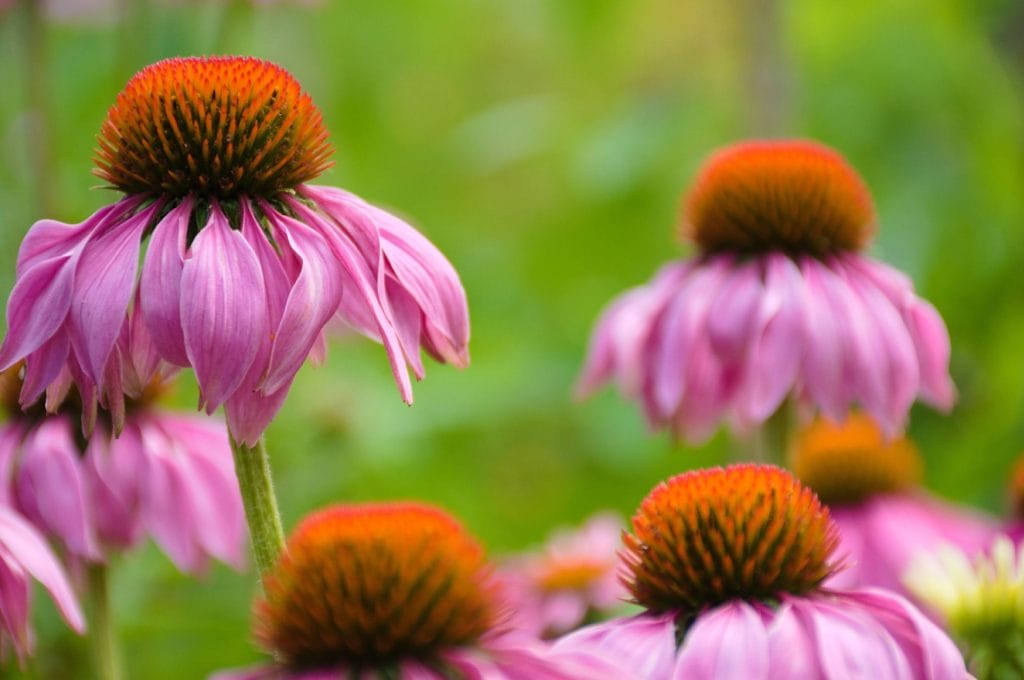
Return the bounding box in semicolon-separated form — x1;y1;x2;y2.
181;203;267;412
288;196;414;403
738;254;805;424
906;300;955;410
20;331;70;408
674;601;770;679
0;254;77;372
706;259;763;361
799;258;847;421
69;203;158;386
140;197;193;366
0;506;85;633
14;417;100;560
85;424;145;550
649;256;732;419
259;209;343;395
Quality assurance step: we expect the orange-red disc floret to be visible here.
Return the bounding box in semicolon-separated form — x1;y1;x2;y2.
624;464;839;614
256;502;499;669
791;412;922;506
683;140;876;255
94;56;333;198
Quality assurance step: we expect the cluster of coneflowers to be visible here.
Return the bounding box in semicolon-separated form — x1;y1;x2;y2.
0;54;1019;679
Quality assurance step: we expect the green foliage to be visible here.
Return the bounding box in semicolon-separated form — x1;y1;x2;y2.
0;0;1022;677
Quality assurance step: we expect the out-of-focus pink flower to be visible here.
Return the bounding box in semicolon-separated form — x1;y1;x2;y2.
792;413;997;597
0;56;469;445
554;464;968;679
578;140;954;442
213;503;635;680
0;369;245;574
0;504;85;660
499;513;628;637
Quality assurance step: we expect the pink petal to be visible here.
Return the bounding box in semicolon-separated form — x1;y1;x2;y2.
765;602;822;676
848;589;969;679
799;258;847;421
674;601;770;679
140;198;193;366
0;253;76;371
20;331;70;407
85;424;145;549
553;613;678;679
0;506;84;633
69;204;156;385
259;210;344;395
15;417;100;560
289;197;414;403
738;254;805;423
707;260;763;361
650;256;732;419
907;300;955;410
139;430;204;573
181;204;267;412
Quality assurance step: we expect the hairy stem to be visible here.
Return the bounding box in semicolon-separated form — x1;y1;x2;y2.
230;435;286;580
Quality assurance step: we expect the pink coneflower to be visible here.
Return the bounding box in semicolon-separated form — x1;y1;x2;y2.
578;140;954;442
792;412;996;597
0;56;469;445
553;464;969;678
0;365;244;574
213;503;633;679
0;503;85;661
500;513;629;638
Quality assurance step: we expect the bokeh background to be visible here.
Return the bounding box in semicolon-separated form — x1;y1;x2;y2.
1;0;1023;676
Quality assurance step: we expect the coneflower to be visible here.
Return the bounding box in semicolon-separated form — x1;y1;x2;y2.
578;140;953;444
554;464;968;678
214;502;631;679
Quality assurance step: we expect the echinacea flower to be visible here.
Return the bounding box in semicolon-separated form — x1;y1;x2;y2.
213;502;633;679
0;56;469;445
499;513;630;638
0;365;245;574
578;140;954;442
905;536;1024;678
792;412;996;596
0;503;85;661
553;464;968;678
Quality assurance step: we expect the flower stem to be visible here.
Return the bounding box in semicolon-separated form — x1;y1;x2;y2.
87;564;122;680
230;435;286;579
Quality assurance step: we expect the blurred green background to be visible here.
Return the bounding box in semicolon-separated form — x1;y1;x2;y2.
1;0;1024;676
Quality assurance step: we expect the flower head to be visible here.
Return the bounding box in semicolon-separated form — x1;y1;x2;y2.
554;464;969;679
0;56;469;445
218;502;632;679
791;413;996;596
578;139;954;441
500;513;628;637
905;536;1024;678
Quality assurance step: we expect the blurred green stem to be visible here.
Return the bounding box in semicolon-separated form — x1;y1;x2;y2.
87;564;122;680
737;400;796;465
230;435;286;580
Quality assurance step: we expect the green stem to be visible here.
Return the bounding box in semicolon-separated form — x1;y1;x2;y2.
87;564;122;680
230;435;286;580
734;400;797;465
